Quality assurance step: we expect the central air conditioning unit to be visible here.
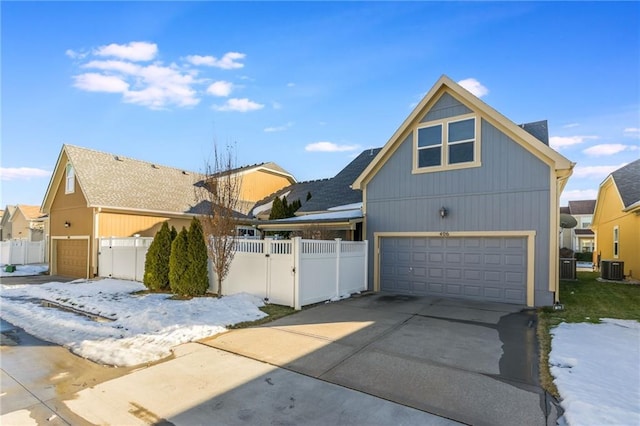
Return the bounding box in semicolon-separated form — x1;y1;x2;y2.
559;258;576;280
601;260;624;280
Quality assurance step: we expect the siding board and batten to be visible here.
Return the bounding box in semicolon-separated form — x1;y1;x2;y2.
353;75;574;307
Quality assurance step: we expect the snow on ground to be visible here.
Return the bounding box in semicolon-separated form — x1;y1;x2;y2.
0;263;49;277
0;278;267;367
550;319;640;426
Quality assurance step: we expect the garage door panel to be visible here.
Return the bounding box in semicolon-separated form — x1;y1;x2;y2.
380;236;526;305
56;239;88;278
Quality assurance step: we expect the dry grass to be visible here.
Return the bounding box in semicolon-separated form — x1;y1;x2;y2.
538;271;640;397
229;304;297;329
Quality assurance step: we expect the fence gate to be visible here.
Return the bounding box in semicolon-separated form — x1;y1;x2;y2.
98;237;153;282
218;239;296;306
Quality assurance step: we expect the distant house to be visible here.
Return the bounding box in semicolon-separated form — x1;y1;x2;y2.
0;205;16;241
591;159;640;280
352;75;574;307
251;148;381;241
41;144;295;278
559;200;596;252
0;204;47;242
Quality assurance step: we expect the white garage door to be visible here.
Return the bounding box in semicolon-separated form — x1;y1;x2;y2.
380;236;527;304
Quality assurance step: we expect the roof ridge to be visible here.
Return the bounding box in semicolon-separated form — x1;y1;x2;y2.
64;144;200;175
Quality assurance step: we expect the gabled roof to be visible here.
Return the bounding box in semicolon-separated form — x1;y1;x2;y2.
611;158;640;210
16;205;46;221
42;145;203;216
252;148;381;218
567;200;596;215
353;75;574;190
212;161;295;184
1;205;16;226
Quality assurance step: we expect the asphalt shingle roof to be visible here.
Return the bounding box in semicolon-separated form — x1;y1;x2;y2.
567;200;596;215
611;158;640;209
65;145;203;215
252;148;381;217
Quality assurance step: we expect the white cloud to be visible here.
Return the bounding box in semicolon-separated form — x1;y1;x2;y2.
206;81;233;97
305;142;360;152
264;122;294;133
69;43;250;110
457;78;489;98
624;127;640;138
560;189;599;205
287;82;295;87
83;59;141;75
583;144;639;156
94;41;158;61
1;167;51;181
73;73;129;93
76;59;199;109
550;135;599;149
272;101;282;110
186;52;245;69
65;49;88;60
563;123;580;128
572;163;627;179
214;98;264;112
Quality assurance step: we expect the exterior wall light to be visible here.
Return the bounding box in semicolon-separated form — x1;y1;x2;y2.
64;221;71;228
439;207;448;218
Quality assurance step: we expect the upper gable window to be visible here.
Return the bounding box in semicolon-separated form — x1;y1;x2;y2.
414;114;480;173
65;163;75;194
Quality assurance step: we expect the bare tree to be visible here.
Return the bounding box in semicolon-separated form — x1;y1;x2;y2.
196;143;242;297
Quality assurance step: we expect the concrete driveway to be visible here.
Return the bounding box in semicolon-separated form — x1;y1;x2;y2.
203;293;554;426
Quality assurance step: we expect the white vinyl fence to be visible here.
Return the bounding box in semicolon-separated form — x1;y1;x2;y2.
0;240;46;265
97;236;368;310
214;238;368;309
98;237;153;282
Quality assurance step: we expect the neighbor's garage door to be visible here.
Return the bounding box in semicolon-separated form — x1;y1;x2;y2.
56;239;89;278
380;236;526;304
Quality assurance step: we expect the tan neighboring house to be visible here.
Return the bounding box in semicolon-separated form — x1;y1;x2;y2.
591;158;640;279
41;144;295;278
0;204;47;241
0;205;16;241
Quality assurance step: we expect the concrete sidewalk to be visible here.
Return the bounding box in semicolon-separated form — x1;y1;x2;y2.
202;294;551;426
62;343;459;425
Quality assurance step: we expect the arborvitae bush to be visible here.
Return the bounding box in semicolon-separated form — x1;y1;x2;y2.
143;222;172;291
269;196;285;220
169;227;189;294
170;225;177;242
181;218;209;296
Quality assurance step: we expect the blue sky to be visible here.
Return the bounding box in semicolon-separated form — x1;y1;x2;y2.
2;1;639;209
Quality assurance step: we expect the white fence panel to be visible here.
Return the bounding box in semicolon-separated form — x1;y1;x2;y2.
96;236;366;309
212;240;269;298
338;240;368;296
0;242;9;265
98;237;152;282
267;240;295;306
298;240;340;307
0;240;45;265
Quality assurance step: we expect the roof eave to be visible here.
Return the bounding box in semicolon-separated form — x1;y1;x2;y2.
353;75;575;189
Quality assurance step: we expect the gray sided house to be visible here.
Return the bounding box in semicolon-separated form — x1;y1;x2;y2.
353;75;574;307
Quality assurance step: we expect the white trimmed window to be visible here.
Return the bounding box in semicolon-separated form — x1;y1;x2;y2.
414;115;480;172
65;163;75;194
613;226;619;258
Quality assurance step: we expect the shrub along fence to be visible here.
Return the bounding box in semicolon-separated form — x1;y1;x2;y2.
98;236;368;310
